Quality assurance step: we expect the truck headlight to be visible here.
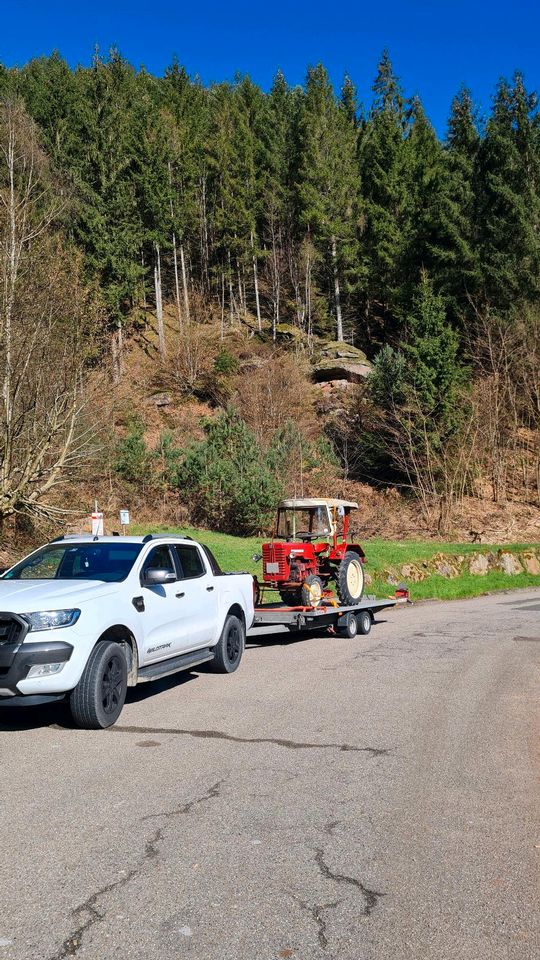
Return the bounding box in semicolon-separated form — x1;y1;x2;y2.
22;609;81;632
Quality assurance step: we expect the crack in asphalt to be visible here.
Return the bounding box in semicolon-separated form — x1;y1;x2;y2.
109;724;389;756
297;897;341;949
141;779;223;822
314;847;384;917
47;783;222;959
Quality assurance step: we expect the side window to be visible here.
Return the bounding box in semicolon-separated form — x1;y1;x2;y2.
143;545;176;576
174;545;206;580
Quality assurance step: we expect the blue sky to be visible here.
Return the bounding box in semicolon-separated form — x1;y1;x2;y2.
1;1;538;135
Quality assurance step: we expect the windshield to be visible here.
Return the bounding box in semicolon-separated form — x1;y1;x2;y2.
2;543;143;582
276;506;332;539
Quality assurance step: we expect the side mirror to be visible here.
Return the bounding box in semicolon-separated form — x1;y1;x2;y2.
142;567;176;586
252;553;262;562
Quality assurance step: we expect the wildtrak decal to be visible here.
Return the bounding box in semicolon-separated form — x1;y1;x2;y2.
147;642;172;654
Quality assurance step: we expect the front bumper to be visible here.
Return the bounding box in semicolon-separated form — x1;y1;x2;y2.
0;638;73;698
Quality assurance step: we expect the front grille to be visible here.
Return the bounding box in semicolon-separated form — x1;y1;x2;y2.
0;613;27;672
262;543;289;578
0;615;25;646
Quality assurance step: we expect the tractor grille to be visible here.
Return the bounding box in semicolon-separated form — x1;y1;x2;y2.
262;543;289;579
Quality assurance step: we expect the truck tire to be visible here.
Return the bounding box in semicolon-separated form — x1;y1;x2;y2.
300;575;324;608
211;614;245;673
337;552;364;605
70;640;128;729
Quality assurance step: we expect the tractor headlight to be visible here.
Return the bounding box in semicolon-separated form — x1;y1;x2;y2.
22;609;81;632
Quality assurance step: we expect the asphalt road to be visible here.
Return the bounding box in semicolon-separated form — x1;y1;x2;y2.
0;589;539;960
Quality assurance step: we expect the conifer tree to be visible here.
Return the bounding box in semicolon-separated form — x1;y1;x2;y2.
476;73;540;310
359;52;409;335
296;64;360;340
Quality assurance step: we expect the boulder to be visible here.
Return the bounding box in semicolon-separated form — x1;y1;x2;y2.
498;552;523;575
400;563;428;582
429;552;463;578
521;551;540;575
319;340;369;362
275;323;306;343
149;392;172;407
468;553;489;576
313;359;373;384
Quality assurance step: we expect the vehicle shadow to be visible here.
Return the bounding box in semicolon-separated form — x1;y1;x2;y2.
0;670;200;731
246;619;389;648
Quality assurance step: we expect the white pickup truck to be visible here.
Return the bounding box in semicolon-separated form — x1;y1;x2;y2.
0;534;254;728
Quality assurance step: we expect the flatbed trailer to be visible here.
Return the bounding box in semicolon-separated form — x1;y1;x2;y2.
252;595;401;638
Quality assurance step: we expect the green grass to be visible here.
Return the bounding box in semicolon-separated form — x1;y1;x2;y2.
132;524;540;602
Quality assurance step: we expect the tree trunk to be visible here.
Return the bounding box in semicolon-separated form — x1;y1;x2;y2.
251;231;262;331
154;244;165;359
180;243;190;326
331;235;344;342
172;233;182;332
220;272;225;341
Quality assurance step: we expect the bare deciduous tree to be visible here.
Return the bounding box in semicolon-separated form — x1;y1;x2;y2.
0;99;96;528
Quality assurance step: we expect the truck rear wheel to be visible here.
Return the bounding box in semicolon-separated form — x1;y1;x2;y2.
337;552;364;605
211;615;245;673
70;640;128;729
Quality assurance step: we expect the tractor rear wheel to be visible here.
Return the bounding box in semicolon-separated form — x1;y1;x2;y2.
300;575;324;608
337;552;364;605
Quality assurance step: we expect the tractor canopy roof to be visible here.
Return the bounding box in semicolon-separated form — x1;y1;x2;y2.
278;498;358;510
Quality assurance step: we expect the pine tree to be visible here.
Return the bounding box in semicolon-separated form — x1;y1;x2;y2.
296;64;360;340
404;271;465;444
359;52;409;335
476;73;540;310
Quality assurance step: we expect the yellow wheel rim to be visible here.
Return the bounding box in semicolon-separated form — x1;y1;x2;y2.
346;559;362;597
309;581;322;606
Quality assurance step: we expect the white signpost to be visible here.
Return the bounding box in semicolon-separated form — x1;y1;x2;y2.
119;509;130;535
91;511;104;537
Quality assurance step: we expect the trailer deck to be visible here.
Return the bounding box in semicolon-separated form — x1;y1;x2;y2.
253;595;400;635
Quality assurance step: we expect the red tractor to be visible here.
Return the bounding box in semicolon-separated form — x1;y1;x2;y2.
259;498;366;608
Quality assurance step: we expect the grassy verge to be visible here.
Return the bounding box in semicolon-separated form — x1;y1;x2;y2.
131;524;540;602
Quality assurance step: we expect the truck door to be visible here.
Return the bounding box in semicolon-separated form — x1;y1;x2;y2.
171;543;219;650
139;544;185;663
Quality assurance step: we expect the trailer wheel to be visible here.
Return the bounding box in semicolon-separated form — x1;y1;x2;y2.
337;552;364;605
357;610;372;635
300;575;324;608
339;613;358;638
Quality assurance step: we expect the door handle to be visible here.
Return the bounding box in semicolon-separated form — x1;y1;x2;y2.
175;591;185;599
206;586;214;592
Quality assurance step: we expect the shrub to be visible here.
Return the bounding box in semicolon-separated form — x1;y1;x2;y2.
176;409;282;534
113;418;152;484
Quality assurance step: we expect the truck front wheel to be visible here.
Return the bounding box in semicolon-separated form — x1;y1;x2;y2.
211;615;245;673
70;640;128;729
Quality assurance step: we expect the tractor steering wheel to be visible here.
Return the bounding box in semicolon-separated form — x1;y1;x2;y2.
296;531;318;542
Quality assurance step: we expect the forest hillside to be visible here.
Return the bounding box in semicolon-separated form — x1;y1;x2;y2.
0;50;539;551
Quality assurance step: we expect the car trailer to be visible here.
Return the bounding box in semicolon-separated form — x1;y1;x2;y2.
252;595;404;638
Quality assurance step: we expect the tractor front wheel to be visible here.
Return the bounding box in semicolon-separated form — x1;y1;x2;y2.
300;575;324;608
337;552;364;605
